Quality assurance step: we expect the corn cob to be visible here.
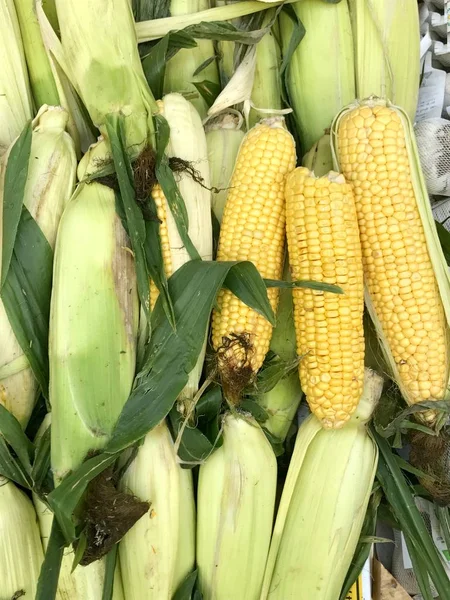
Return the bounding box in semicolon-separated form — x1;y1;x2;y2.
13;0;60;107
197;413;277;600
119;421;195;600
285;167;365;428
261;369;383;600
205;111;245;224
0;0;33;155
0;106;77;426
331;98;450;424
0;476;44;599
348;0;420;122
279;0;355;153
164;0;219;119
150;94;212;408
211;118;296;400
54;0;156;154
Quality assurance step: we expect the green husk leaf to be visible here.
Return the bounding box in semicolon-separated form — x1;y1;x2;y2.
133;0;170;21
254;356;299;394
35;517;66;600
340;487;382;600
264;278;343;293
405;536;435;600
32;425;53;495
169;407;215;465
192;80;221;108
105;114;152;324
193;56;218;77
261;426;284;457
173;570;199;600
196;386;222;422
239;399;268;423
183;19;276;45
1;122;32;288
1;206;53;397
375;400;450;438
395;454;433;481
0;404;34;476
154;114;200;261
0;437;32;488
102;545;119;600
71;533;87;572
374;430;450;598
226;262;275;326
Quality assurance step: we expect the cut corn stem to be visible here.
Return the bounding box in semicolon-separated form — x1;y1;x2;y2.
197;413;277;600
331;97;450;427
285;167;365;428
211;117;296;401
261;368;383;600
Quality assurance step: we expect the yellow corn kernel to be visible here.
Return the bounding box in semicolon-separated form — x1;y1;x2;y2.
211;119;296;399
285;167;365;428
334;99;449;418
150;184;173;309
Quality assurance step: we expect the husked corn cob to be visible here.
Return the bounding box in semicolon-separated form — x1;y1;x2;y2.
332;98;449;422
285;167;365;428
211;118;296;398
150;183;173;309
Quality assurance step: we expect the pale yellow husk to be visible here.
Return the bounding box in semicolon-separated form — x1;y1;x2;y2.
197;413;277;600
0;0;34;155
260;368;383;600
302;133;333;178
0;106;77;426
119;421;195;599
0;476;44;599
205;110;245;223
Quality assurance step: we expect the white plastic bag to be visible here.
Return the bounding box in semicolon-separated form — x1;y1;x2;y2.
415;118;450;195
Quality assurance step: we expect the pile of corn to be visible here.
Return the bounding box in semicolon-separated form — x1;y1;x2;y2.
0;1;449;599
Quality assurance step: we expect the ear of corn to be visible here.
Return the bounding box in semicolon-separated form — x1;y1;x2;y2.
348;0;420;122
279;0;355;153
261;368;383;600
50;177;139;482
163;0;219;119
119;421;195;599
258;259;302;442
0;476;44;599
211;118;296;399
0;0;33;155
197;413;277;600
249;9;282;128
54;0;156;154
285;167;365;428
12;0;60;107
150;93;213;407
331;98;450;426
0;106;77;427
205;111;245;223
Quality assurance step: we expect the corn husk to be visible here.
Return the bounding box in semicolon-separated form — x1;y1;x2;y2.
302;133;333;178
261;368;383;600
156;93;213;407
50;175;139;482
13;0;60;107
163;1;219;119
205;110;244;223
348;0;420;122
197;413;277;600
331;98;450;428
54;0;156;154
280;0;355;153
119;421;195;599
0;476;44;599
0;106;77;426
258;259;302;442
0;0;33;155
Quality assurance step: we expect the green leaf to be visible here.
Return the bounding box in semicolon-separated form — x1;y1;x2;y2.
192;80;221;109
196;386;222;422
102;545;119;600
254;356;299;394
239;399;268;423
193;55;219;77
374;430;450;598
154;115;201;261
0;404;34;476
173;570;199;600
183;16;277;45
264;278;343;294
262;427;284;457
35;518;67;600
105;114;151;324
107;259;274;453
169;407;215;465
48;454;117;544
1;206;53;397
0;437;32;488
32;425;53;496
133;0;169;20
279;5;305;107
375;400;450;438
142;34;169;99
1;122;32;288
